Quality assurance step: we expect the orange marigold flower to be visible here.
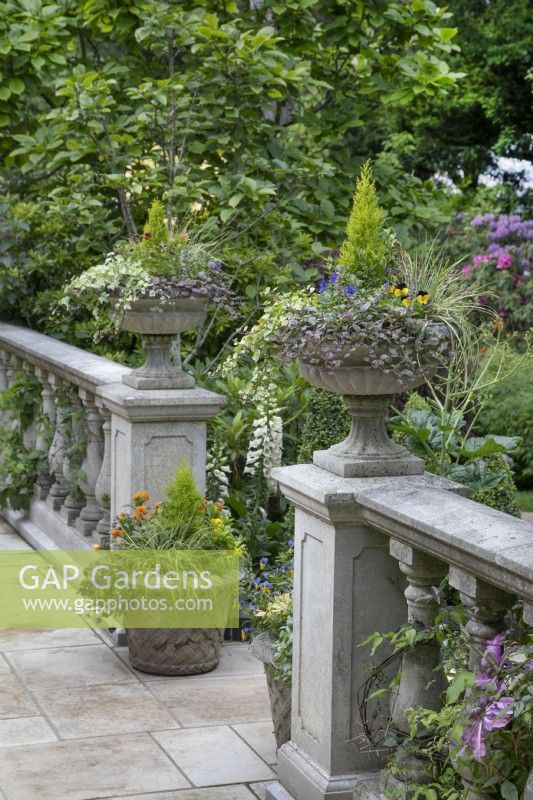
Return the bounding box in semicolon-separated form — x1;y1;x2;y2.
132;490;150;503
214;501;223;512
111;529;124;538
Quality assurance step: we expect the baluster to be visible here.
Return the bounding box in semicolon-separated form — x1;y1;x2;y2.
21;361;39;451
6;355;16;386
448;569;515;800
4;356;20;431
46;375;69;512
390;541;448;726
448;569;515;672
33;368;55;500
93;403;112;548
60;390;86;526
384;541;448;790
76;389;103;537
524;593;533;800
0;351;8;423
525;771;533;800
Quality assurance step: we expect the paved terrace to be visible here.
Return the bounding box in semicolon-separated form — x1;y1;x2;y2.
0;521;276;800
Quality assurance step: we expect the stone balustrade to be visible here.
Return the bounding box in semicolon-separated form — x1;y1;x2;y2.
0;322;224;551
267;465;533;800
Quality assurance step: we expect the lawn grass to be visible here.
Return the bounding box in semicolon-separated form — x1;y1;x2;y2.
518;491;533;512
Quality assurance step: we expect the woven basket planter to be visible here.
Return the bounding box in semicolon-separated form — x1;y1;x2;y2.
251;632;291;748
127;627;224;676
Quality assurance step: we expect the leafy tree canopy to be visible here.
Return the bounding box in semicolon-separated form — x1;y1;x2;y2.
0;0;462;340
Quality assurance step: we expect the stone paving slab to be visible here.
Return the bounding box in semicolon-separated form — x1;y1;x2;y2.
0;733;191;800
5;643;136;690
0;529;32;550
153;726;276;787
0;627;100;652
249;782;277;799
102;787;258;799
32;682;180;739
0;716;56;747
147;674;272;727
0;656;39;719
0;524;278;799
233;721;278;766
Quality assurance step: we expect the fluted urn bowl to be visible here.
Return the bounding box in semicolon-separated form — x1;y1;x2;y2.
111;296;207;390
298;322;448;478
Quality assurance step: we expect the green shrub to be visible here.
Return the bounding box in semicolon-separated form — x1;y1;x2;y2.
161;464;204;536
476;353;533;489
297;388;350;463
470;455;521;517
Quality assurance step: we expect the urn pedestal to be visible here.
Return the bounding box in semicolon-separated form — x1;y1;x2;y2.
112;297;206;390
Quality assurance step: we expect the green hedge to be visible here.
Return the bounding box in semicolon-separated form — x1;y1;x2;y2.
475;354;533;489
297;388;350;464
470;455;521;518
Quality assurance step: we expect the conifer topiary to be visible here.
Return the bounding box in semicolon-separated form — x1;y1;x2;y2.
339;160;391;288
142;199;168;246
161;464;204;536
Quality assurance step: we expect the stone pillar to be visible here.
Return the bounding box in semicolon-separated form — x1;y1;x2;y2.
266;465;408;800
76;389;104;537
96;384;225;518
448;568;515;671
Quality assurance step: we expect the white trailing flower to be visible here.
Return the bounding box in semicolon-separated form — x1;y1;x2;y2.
244;386;283;483
206;438;232;497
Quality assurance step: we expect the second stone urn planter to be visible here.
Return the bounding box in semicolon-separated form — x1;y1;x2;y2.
299;322;448;478
111;296;206;390
251;632;291;749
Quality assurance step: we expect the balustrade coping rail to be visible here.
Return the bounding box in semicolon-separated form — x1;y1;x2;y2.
272;464;533;608
358;485;532;604
0;322;130;391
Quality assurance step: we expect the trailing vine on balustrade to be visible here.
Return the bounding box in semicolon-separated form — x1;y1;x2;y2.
359;596;533;800
0;369;48;510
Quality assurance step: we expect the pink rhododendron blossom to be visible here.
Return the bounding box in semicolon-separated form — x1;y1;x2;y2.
496;252;513;270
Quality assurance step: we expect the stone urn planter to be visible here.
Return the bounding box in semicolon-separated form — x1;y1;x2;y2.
127;627;224;676
298;322;448;478
251;632;291;748
111;296;206;390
